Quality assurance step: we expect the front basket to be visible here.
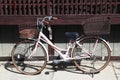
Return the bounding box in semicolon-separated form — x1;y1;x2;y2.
19;24;38;39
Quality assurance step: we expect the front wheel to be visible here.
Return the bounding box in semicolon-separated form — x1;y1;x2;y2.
11;39;47;75
72;36;111;73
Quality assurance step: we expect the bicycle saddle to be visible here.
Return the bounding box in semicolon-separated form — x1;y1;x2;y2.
65;32;79;41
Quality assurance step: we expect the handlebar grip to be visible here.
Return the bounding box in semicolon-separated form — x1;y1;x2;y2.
43;21;50;25
52;17;58;20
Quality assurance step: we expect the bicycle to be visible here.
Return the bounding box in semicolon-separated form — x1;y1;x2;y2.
11;16;112;75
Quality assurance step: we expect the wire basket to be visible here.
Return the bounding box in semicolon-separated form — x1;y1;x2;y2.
19;24;38;38
82;17;111;35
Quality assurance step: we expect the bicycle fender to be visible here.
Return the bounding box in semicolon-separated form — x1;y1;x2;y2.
100;37;112;52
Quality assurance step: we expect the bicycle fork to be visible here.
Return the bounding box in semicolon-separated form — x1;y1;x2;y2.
28;41;39;59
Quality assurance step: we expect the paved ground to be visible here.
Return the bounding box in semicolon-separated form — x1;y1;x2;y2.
0;61;120;80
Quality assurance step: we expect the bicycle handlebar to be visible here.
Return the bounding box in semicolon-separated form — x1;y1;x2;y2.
37;16;58;28
37;16;58;40
43;16;58;21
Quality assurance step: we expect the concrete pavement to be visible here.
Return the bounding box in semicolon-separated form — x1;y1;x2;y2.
0;61;120;80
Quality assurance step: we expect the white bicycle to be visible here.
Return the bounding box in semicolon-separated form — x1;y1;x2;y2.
11;16;112;75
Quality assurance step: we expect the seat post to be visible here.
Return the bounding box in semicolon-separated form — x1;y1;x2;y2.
65;32;79;49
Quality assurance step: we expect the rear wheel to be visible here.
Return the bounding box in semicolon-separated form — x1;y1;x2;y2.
11;39;47;75
72;36;111;73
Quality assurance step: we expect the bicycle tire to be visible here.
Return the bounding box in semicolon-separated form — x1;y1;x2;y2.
72;36;111;74
11;39;47;75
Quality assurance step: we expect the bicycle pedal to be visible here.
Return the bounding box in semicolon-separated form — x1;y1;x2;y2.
80;53;89;57
53;60;60;64
52;60;62;65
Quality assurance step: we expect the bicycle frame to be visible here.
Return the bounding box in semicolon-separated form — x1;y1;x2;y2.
28;28;112;62
28;16;112;62
28;30;77;61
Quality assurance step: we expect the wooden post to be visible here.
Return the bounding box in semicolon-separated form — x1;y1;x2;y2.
48;26;54;60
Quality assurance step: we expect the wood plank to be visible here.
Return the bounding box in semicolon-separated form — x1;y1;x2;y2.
0;15;120;25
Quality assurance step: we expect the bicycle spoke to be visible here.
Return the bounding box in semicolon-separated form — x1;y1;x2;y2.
72;36;111;73
11;39;47;75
